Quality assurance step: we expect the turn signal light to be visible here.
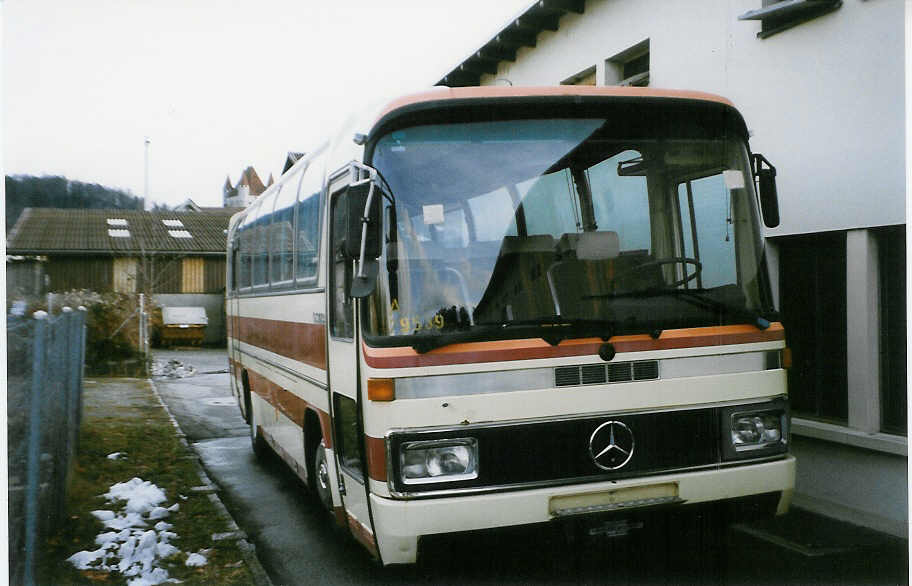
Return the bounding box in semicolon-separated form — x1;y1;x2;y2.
367;378;395;401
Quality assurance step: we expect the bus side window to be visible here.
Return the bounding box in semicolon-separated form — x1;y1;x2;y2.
252;195;274;287
296;151;325;285
330;190;353;339
237;216;253;290
333;394;363;477
229;232;238;292
271;179;297;286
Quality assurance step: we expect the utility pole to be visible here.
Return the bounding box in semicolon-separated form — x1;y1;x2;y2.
144;136;151;210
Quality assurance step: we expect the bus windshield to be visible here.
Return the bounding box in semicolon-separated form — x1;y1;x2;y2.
364;117;773;350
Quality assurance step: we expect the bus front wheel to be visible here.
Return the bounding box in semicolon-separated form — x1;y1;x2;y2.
314;440;333;512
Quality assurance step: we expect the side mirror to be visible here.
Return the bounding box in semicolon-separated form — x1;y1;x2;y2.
343;181;381;260
753;154;780;228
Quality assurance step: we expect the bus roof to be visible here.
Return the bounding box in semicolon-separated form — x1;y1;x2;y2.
372;86;736;132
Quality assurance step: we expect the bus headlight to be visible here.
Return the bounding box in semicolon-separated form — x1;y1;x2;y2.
721;399;789;460
732;414;781;447
400;438;478;484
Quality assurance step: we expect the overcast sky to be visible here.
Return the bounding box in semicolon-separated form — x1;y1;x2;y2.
3;0;530;208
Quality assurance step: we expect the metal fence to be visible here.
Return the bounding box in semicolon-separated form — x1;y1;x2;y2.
8;307;86;586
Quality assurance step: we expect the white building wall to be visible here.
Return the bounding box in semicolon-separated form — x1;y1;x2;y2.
474;0;907;537
481;0;905;237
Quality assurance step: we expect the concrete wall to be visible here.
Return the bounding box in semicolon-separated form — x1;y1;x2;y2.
481;0;905;237
153;293;225;346
791;436;907;537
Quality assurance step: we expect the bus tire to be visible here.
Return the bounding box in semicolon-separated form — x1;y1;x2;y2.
314;440;333;512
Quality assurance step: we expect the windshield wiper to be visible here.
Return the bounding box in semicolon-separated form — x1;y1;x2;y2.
407;317;617;354
480;317;617;346
669;290;773;329
478;317;664;345
581;287;775;330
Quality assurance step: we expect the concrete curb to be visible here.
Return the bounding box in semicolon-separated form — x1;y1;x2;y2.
146;377;274;586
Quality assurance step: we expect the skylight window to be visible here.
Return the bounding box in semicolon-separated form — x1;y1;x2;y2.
162;219;184;228
108;229;131;238
106;218;128;227
168;230;193;239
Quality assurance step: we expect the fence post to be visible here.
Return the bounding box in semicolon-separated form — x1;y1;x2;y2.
139;293;149;372
78;306;87;430
69;308;84;452
23;311;47;586
59;308;77;520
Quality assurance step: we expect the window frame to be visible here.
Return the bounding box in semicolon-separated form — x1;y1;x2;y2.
738;0;842;39
605;39;649;87
269;170;305;291
294;149;327;289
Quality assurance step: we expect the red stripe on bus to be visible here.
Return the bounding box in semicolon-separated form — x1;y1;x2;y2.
347;513;379;559
235;316;327;369
247;369;308;426
366;436;387;482
362;323;785;369
236;361;334;449
333;506;347;529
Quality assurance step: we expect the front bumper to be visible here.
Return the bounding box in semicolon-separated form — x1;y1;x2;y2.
370;455;795;564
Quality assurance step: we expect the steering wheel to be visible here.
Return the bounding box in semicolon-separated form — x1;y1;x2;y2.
611;257;702;290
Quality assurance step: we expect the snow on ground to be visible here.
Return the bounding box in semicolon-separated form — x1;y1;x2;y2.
185;551;208;567
150;359;196;379
67;477;205;585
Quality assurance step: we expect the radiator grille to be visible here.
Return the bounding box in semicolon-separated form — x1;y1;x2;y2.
388;406;720;494
554;366;581;387
581;364;607;384
633;361;660;380
608;363;633;382
556;361;658;387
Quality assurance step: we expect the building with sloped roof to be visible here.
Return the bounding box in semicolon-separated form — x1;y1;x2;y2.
7;207;240;343
223;166;272;207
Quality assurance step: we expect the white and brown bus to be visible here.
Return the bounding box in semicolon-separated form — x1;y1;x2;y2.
226;86;795;565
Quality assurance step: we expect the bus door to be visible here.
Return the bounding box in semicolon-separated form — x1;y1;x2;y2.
326;174;375;551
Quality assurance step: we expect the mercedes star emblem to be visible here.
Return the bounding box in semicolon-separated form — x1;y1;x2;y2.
589;420;635;470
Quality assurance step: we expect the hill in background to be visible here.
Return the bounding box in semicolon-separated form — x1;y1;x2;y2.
6;175;148;233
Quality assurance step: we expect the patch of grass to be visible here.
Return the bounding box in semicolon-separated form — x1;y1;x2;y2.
40;384;257;585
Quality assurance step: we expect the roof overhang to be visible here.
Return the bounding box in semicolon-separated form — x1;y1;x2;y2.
437;0;585;87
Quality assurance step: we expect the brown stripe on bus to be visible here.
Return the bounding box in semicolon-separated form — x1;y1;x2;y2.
366;435;387;482
235;316;327;369
237;363;334;449
347;513;379;559
246;369;306;426
333;506;347;528
362;323;785;369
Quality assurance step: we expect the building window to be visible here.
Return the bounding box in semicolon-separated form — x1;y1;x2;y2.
738;0;842;39
561;66;596;86
878;226;906;435
605;39;649;87
778;232;847;424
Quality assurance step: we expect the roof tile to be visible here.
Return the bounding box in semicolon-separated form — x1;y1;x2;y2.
7;208;236;255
